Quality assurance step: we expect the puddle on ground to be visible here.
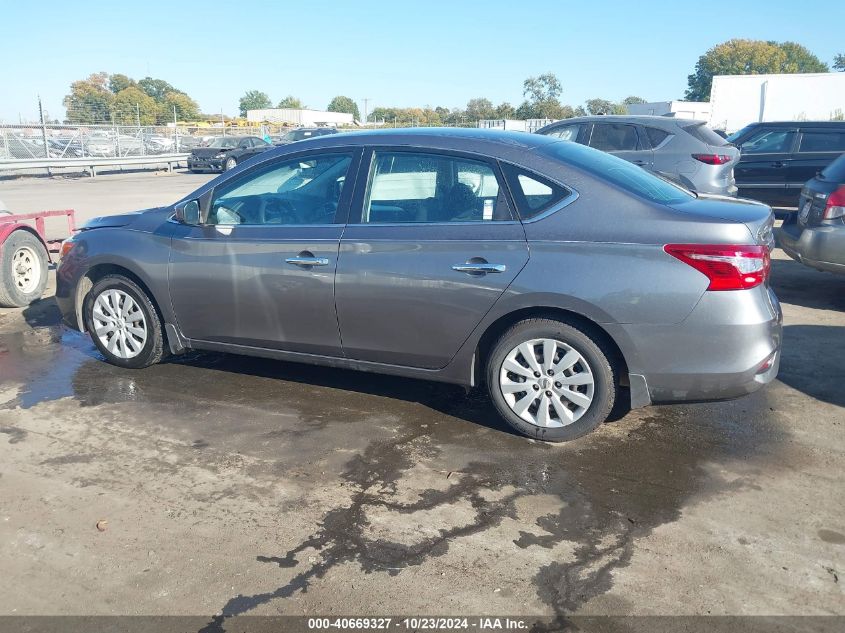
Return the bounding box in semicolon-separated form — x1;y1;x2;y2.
0;319;790;622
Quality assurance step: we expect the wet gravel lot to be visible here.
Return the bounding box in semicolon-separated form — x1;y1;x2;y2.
0;173;843;620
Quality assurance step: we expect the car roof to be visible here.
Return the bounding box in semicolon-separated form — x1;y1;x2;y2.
740;121;845;128
545;115;697;127
273;127;560;151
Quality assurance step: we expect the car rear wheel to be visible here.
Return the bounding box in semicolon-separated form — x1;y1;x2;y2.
224;157;237;171
486;318;616;442
0;230;49;308
83;275;166;369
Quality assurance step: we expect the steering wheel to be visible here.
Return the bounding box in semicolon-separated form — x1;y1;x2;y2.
260;197;298;224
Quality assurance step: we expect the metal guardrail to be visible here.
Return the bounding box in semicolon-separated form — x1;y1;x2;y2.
0;153;190;176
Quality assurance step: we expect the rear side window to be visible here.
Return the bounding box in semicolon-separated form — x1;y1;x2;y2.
682;123;728;146
644;127;670;148
589;124;639;151
545;142;695;205
362;151;512;223
501;164;572;220
798;131;845;153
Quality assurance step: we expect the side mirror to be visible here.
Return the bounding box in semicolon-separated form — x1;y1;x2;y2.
175;200;201;225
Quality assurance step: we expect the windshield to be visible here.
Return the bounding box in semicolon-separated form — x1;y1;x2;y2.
546;141;695;204
726;125;754;143
207;137;238;148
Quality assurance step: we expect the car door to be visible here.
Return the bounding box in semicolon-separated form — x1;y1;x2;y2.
168;148;361;354
790;128;845;198
734;126;798;207
334;148;530;370
587;122;654;170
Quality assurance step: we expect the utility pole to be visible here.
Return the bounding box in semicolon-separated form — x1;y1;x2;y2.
173;105;178;151
362;98;370;127
221;109;225;136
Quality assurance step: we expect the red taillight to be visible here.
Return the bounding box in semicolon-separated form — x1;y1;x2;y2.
691;153;732;165
664;244;770;291
823;185;845;220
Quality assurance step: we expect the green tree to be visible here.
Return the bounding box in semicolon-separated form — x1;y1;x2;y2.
63;72;114;124
161;91;200;122
520;73;568;119
523;73;562;102
108;73;136;94
112;86;158;125
138;77;183;101
327;95;360;120
277;95;304;109
834;54;845;71
685;39;828;101
239;90;272;116
494;102;516;119
622;96;647;105
465;97;495;121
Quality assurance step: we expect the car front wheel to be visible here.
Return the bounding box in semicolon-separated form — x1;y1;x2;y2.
82;274;166;369
486;318;617;442
224;157;237;171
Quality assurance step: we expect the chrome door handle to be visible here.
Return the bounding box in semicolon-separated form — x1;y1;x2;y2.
452;263;507;274
285;256;330;267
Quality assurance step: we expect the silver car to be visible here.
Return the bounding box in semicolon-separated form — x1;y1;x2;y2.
56;129;781;442
537;115;739;196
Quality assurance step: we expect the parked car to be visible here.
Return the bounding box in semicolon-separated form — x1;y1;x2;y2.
143;135;175;154
776;153;845;275
187;136;268;172
728;121;845;209
273;127;338;145
56;129;781;442
536;115;739;196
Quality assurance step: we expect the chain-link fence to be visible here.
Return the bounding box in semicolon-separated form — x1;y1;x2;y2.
0;123;292;160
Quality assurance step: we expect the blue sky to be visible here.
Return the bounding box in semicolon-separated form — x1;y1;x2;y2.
1;0;842;122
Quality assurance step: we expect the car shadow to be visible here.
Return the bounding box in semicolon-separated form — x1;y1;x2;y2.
778;324;845;409
770;257;845;311
21;294;62;328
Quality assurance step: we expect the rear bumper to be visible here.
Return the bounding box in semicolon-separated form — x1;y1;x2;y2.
776;222;845;275
611;287;782;404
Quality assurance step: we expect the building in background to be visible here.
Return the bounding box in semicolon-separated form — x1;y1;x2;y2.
708;73;845;133
627;101;711;121
246;108;354;127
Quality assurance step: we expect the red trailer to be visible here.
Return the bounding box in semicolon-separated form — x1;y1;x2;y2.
0;209;76;308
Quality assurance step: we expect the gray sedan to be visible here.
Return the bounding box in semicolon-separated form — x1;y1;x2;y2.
56;129;781;442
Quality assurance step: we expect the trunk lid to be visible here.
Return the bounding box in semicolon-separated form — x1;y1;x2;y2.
670;194;775;249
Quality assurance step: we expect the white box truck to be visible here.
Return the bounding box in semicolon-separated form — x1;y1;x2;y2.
709;73;845;133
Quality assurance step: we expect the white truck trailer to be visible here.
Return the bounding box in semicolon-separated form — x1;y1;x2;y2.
709;72;845;134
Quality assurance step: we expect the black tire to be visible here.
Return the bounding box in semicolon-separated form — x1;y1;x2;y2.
486;318;617;442
0;230;49;308
224;156;238;171
82;274;166;369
